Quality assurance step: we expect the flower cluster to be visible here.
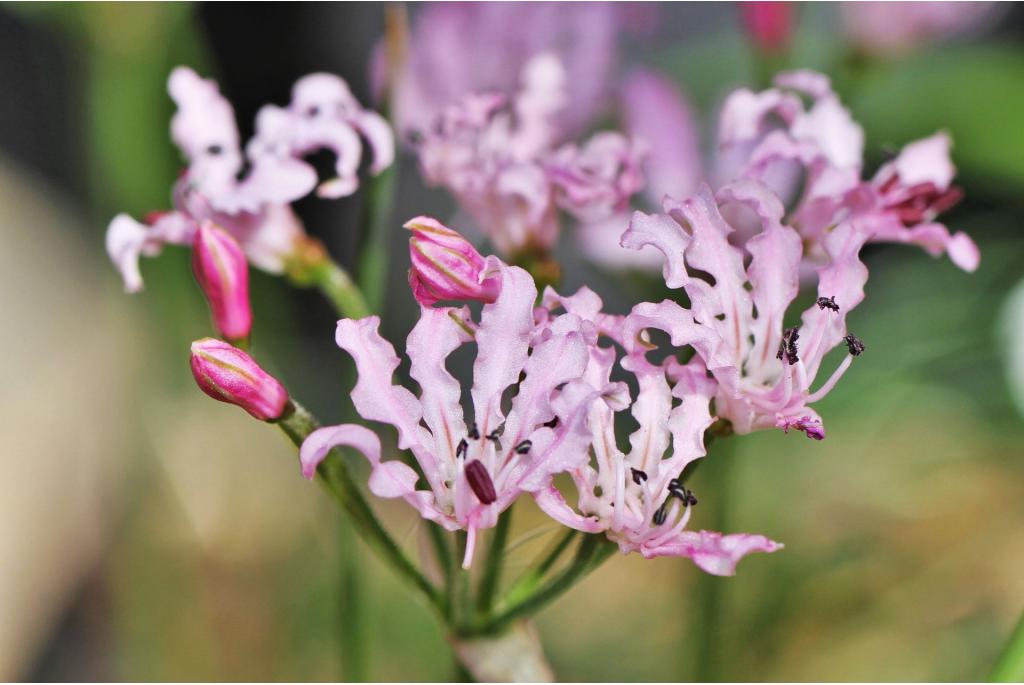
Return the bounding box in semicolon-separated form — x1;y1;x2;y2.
106;66;393;294
162;61;978;582
413;54;644;257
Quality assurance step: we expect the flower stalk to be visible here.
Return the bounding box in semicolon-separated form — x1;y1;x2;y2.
991;610;1024;682
276;400;444;615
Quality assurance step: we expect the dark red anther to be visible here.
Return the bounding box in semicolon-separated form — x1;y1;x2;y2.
464;460;497;504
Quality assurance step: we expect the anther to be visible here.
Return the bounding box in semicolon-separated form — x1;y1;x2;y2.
514;440;532;454
206;144;224;156
464;459;497;504
631;468;648;485
455;438;468;459
844;334;865;357
653;501;669;526
816;296;839;312
667;478;698;507
776;327;800;365
468;424;480;440
542;416;559;429
486;424;505;446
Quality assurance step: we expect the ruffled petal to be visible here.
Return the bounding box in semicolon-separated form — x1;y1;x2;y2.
299;423;382;480
350;110;395;175
718;180;802;381
407;306;472;463
645;530;783;576
621;210;692;288
470;261;537;434
533;484;604;533
665;185;753;364
335;317;429;454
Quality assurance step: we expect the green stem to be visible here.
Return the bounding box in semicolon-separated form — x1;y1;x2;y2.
357;164;397;313
690;439;735;682
991;611;1024;682
450;531;471;628
276;401;443;615
503;528;578;608
336;519;367;681
469;534;616;638
476;507;513;619
315;259;371;321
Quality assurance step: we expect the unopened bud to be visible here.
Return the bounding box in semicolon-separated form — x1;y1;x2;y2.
189;338;288;421
406;216;499;306
192;221;252;342
740;1;794;55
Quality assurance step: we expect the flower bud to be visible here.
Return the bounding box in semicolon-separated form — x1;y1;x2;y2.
406;216;500;306
192;221;252;342
740;2;794;55
189;338;289;421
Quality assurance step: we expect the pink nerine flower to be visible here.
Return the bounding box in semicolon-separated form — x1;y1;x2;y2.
415;54;644;257
531;287;781;576
105;66;394;292
247;73;394;199
719;70;978;271
624;180;870;438
192;221;252;342
190;338;289;421
300;259;610;567
378;2;618;142
406;217;500;307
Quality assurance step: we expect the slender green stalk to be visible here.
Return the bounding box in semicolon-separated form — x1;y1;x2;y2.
357;164;397;313
689;438;736;682
276;401;443;615
476;508;513;618
991;611;1024;682
336;520;367;682
469;534;616;638
315;259;371;321
502;528;578;608
449;531;471;628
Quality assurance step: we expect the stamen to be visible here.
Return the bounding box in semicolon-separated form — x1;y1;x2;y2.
776;327;800;365
667;478;698;507
816;296;839;312
653;500;669;526
487;424;505;447
464;459;497;504
844;334;865;356
455;438;468;459
514;440;532;454
468;424;480;440
631;468;648;485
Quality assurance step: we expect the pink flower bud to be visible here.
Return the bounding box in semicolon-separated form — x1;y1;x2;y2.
740;1;794;55
406;216;500;306
189;338;289;421
192;221;252;342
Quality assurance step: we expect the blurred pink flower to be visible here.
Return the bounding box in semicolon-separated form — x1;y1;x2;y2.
720;70;978;270
105;66;393;292
300;259;607;567
840;1;1001;56
247;72;394;199
380;2;618;141
192;221;252;342
190;338;289;421
533;287;782;575
416;55;644;256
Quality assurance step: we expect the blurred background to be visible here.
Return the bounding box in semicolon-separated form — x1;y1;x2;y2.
2;2;1024;681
